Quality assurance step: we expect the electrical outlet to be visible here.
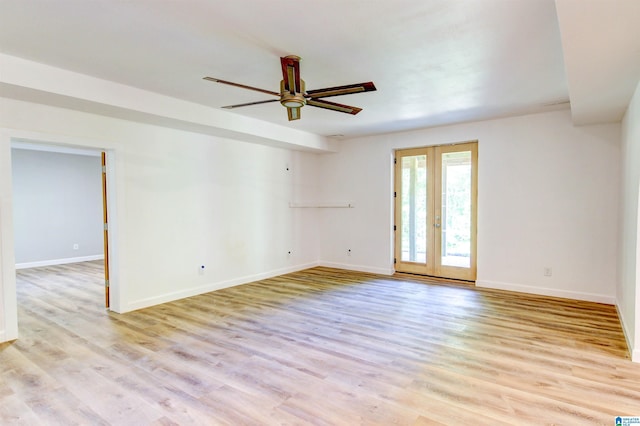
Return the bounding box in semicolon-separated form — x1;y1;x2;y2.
199;265;205;275
348;249;352;256
73;244;79;250
544;267;552;277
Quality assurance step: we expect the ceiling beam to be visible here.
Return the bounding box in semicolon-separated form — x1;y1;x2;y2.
0;54;336;153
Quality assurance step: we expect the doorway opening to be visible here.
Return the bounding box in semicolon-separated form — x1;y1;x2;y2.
6;138;117;341
394;141;478;281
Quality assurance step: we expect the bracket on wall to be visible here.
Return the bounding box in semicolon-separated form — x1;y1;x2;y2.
289;202;354;208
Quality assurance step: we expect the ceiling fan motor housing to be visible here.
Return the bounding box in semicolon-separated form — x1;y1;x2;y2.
205;55;375;120
280;79;306;108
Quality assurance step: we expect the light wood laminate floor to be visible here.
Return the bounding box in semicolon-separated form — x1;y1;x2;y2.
1;261;639;425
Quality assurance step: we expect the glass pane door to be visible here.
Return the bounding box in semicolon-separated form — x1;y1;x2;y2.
395;142;477;281
400;154;427;263
440;151;472;268
434;143;477;280
394;148;435;275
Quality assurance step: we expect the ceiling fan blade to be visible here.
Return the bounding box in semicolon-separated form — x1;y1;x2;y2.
287;106;302;121
203;77;279;97
280;56;302;94
307;99;363;115
221;99;280;109
306;82;376;99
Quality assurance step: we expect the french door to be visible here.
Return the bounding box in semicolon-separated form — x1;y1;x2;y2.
394;142;477;281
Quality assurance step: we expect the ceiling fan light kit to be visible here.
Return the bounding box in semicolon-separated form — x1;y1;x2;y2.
280;78;306;108
204;55;376;121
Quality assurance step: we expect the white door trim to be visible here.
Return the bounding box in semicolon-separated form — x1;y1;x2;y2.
0;128;121;343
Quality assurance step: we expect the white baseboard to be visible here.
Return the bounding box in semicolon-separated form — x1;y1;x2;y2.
616;303;639;363
0;329;16;343
125;261;320;312
16;255;104;269
0;324;18;343
319;261;394;276
476;279;615;305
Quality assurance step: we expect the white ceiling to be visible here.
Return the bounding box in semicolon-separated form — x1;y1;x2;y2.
0;0;638;139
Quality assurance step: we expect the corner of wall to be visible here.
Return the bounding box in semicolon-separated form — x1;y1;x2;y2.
616;302;638;362
619;78;640;363
0;132;18;343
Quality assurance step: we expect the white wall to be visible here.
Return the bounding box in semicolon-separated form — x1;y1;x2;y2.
0;97;320;341
11;148;103;267
0;131;16;342
619;80;640;362
318;110;620;303
0;97;627;351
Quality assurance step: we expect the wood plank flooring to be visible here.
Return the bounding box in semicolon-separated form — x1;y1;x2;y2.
2;261;639;425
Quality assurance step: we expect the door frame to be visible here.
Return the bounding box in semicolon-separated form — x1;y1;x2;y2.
393;141;478;281
101;152;110;308
0;128;121;342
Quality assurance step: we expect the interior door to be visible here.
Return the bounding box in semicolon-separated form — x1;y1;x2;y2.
394;142;477;281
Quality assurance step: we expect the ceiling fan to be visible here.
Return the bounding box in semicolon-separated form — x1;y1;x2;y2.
204;55;376;121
